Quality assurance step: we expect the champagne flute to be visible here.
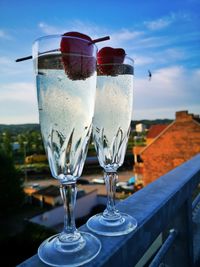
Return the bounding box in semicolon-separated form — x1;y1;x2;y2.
87;52;137;236
32;34;101;266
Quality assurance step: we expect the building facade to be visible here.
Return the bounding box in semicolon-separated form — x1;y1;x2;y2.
135;123;146;133
139;111;200;185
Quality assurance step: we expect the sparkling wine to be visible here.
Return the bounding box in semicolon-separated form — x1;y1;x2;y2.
36;54;96;183
93;68;133;172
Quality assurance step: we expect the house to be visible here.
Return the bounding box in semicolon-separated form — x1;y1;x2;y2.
31;185;86;207
32;185;62;207
25;154;47;164
146;124;169;145
139;110;200;185
30;189;99;229
135;123;146;133
132;125;170;180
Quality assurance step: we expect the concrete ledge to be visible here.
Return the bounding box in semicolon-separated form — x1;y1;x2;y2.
18;154;200;267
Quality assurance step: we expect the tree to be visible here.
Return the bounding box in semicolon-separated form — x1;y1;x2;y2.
0;149;25;217
1;130;13;157
17;131;45;157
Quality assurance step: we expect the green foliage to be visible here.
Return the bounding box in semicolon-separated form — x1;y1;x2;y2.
0;123;40;135
0;130;13;157
0;149;25;216
17;162;50;174
134;136;146;146
0;124;45;164
17;130;44;156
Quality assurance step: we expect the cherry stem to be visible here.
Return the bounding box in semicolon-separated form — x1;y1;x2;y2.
90;36;110;44
15;48;60;62
15;36;110;62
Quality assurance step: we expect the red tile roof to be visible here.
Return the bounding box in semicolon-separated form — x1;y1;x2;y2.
147;124;169;139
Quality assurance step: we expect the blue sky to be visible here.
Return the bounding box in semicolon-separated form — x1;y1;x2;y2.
0;0;200;124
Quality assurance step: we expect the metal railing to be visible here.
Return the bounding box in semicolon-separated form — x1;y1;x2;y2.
18;153;200;267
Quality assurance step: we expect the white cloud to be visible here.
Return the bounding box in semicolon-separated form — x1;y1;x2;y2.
0;56;11;65
130;35;171;50
1;66;199;123
37;20;182;57
109;29;143;43
133;66;200;119
129;46;190;70
0;82;37;103
38;22;63;35
161;48;187;61
4;19;197;123
0;30;5;38
0;108;38;124
144;12;192;31
145;17;173;31
64;20;106;38
0;82;38;124
0;29;12;39
100;29;143;50
37;21;145;50
133;55;154;66
0;29;7;38
38;20;107;39
0;56;33;78
36;20;199;70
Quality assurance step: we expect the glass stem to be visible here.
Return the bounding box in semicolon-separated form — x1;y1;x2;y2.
104;172;119;217
60;183;77;237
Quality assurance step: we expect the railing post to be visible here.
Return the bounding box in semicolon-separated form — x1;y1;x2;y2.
192;192;200;267
163;197;194;267
149;229;177;267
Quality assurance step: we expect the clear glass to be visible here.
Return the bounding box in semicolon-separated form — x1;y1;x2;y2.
32;35;101;266
87;55;137;236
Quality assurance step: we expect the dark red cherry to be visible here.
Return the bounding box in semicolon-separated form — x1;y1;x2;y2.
97;47;125;75
60;32;96;80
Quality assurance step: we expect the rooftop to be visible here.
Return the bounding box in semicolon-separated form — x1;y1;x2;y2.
146;124;169;139
176;110;200;123
33;185;60;197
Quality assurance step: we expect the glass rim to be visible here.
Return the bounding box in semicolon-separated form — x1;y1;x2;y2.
33;34;98;49
125;56;134;64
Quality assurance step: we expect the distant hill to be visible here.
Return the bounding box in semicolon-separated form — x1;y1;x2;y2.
0;119;174;135
131;119;173;129
0;124;40;135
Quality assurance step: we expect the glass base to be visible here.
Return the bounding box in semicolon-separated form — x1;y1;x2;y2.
38;232;101;266
87;212;137;236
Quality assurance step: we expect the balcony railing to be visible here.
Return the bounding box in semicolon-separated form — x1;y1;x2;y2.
17;153;200;267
